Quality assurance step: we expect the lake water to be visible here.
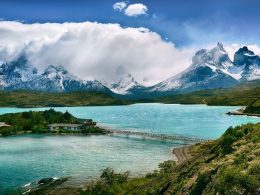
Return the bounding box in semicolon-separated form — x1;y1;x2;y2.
0;104;259;193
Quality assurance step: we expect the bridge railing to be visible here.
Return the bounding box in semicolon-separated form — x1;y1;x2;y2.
101;127;212;142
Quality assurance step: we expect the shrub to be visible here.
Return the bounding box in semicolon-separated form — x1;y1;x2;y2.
0;126;15;136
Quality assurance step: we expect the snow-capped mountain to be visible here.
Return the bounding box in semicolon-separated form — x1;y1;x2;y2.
103;73;144;95
0;43;259;99
147;43;238;95
25;65;110;92
232;46;260;80
0;56;38;90
0;57;111;93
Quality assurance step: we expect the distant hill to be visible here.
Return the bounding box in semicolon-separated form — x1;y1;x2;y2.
0;90;130;107
156;80;260;107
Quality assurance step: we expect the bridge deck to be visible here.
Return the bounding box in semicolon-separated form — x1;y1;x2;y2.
103;128;212;142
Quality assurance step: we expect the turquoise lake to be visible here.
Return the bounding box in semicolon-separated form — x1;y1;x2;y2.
0;104;259;193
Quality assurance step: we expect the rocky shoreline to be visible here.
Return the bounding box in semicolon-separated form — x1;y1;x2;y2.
226;110;260;117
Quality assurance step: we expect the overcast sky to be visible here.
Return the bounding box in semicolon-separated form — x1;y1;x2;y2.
0;0;260;85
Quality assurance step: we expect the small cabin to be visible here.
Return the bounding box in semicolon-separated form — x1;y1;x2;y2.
84;119;97;127
47;123;83;131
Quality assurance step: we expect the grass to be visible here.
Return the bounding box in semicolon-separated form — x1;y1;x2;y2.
0;90;131;107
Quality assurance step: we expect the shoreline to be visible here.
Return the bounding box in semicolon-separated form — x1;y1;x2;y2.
172;146;192;163
226;110;260;117
0;102;249;109
0;131;107;137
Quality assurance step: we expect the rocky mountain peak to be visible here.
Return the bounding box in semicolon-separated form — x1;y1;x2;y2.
234;46;256;67
236;46;254;55
105;73;142;95
44;65;68;74
216;42;225;50
192;43;232;70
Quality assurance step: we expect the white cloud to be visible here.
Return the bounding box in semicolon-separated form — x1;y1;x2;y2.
0;21;194;86
113;2;127;12
124;3;148;17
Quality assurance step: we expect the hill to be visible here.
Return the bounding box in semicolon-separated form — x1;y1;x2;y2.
0;90;130;107
156;80;260;109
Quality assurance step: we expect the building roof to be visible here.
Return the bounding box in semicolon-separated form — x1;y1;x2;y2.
0;122;11;127
47;123;83;128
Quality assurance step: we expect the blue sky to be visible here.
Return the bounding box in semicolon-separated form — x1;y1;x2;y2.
1;0;260;47
1;0;260;85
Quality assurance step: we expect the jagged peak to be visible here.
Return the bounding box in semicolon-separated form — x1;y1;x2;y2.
192;43;231;69
211;42;227;53
236;46;255;55
216;42;224;49
44;65;68;74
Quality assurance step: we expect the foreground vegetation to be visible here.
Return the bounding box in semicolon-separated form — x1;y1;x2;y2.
33;123;260;195
157;80;260;114
0;90;130;107
0;109;103;136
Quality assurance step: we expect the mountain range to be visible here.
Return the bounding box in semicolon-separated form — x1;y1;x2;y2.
0;43;259;99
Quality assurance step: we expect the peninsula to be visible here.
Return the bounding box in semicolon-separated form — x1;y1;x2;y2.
0;109;104;136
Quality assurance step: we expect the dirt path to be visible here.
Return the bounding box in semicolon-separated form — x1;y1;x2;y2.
172;146;192;163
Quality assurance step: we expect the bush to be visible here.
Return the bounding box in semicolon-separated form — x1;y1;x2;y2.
159;160;176;174
101;168;129;185
0;126;15;136
217;168;259;194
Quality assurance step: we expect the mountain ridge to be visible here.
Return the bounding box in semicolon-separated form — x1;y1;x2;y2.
0;43;259;99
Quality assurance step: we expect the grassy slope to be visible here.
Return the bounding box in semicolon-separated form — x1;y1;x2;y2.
0;90;130;107
244;99;260;114
32;123;260;195
157;80;260;106
81;123;260;195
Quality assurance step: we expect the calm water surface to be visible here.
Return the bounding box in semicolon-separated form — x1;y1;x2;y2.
0;104;259;193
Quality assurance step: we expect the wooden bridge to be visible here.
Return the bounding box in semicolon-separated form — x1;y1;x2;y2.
102;128;212;143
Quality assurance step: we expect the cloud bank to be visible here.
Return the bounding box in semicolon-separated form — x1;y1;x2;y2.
0;21;194;86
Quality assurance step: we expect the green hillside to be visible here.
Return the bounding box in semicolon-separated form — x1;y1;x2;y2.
78;123;260;195
157;80;260;114
244;99;260;114
0;90;130;107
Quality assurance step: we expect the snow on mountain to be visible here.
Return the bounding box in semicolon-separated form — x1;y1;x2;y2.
25;65;79;92
0;43;259;97
0;58;111;93
148;43;238;94
103;73;144;95
233;46;260;80
27;65;111;93
192;43;233;70
0;55;38;90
